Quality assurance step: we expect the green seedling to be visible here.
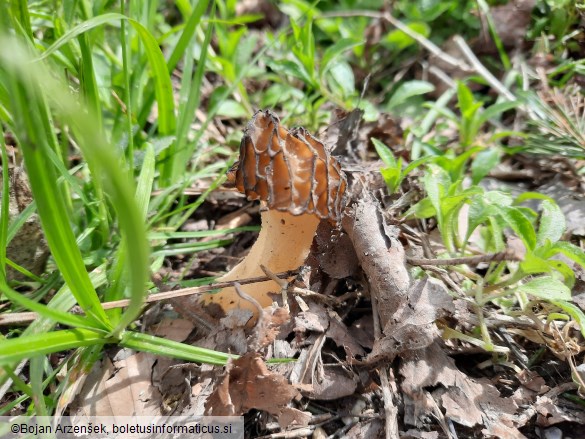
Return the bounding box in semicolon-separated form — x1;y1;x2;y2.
372;138;432;194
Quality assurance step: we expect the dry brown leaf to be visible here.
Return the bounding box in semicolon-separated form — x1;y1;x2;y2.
345;418;384;439
278;407;312;430
402;430;439;439
401;343;519;432
255;306;290;349
71;353;161;418
313;221;359;279
153;317;194;342
294;306;329;334
327;317;366;358
303;367;358;401
516;370;550;394
535;395;585;426
205;352;298;418
482;423;528;439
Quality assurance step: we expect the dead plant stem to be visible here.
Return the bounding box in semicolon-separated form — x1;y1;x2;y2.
0;270;298;326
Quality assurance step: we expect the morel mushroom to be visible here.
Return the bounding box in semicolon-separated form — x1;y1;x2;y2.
202;110;347;315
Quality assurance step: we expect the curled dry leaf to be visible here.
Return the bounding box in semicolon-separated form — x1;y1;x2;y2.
202;110;348;315
205;352;298;420
401;343;520;433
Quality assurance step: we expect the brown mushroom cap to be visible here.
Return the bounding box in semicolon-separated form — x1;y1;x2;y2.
227;110;347;223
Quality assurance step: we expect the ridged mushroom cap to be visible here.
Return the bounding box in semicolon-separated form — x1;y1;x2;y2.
227;110;347;223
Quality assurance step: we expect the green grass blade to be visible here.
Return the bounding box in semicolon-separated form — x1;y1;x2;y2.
163;2;214;184
148;226;259;240
39;13;176;137
22;264;108;339
120;331;235;366
0;125;9;282
119;1;134;170
2;47;111;329
30;357;48;415
3;40;150;336
0;329;113;366
9;0;33;40
137;0;210;129
136;143;155;220
0;284;102;330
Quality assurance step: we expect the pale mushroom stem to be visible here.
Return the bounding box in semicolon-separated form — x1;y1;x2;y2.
202;209;320;314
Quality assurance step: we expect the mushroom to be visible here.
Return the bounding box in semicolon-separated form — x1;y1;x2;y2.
201;110;347;315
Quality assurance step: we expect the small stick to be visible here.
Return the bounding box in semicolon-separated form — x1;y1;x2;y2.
318;10;472;73
452;35;516;102
0;270;298;326
407;250;519;267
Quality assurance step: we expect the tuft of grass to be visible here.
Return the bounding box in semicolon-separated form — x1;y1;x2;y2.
523;86;585;159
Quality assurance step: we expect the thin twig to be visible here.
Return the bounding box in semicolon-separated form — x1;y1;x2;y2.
318;10;473;73
452;35;516;101
379;367;400;439
0;270;298;326
407;250;520;267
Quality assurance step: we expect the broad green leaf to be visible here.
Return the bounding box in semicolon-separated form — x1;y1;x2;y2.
537;200;565;246
423;166;445;226
478;100;520;126
405;198;436;219
320;38;363;77
520;253;556;274
487;215;505;252
485;190;513;206
496;205;537;250
433;146;482;182
550;241;585;269
471;148;500;184
328;61;355;98
387;80;435;110
516;276;571;301
514;191;556;205
402;156;434;177
372;138;397;167
520;250;574;286
214;100;248;118
457;81;479;118
381;167;401;193
550;300;585;338
269;59;315;87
